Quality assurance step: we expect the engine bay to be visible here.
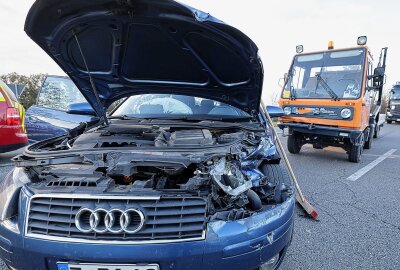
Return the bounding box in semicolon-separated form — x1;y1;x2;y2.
20;122;294;221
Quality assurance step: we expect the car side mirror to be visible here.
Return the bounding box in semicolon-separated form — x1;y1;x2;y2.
372;67;385;84
67;102;96;116
266;105;284;118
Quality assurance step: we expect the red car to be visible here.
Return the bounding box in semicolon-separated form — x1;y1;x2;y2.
0;80;28;152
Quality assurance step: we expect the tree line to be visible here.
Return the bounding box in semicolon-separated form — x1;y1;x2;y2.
0;72;391;113
0;72;45;109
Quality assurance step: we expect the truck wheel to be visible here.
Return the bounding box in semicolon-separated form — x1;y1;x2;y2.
373;125;380;138
260;164;292;203
387;120;392;124
364;130;372;149
287;133;301;154
348;134;364;163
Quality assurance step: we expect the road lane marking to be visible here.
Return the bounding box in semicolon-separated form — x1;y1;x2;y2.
0;163;13;167
347;149;397;181
364;153;400;158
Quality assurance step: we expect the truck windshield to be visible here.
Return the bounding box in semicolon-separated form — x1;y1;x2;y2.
391;89;400;100
282;48;366;100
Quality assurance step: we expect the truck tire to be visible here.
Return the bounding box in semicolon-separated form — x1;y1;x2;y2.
348;134;364;163
387;120;392;124
260;164;292;203
364;130;372;149
287;133;301;154
373;124;380;138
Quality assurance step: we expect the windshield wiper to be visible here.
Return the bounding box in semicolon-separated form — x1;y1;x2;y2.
109;115;252;122
315;74;340;100
289;85;296;100
108;115;142;120
151;116;252;122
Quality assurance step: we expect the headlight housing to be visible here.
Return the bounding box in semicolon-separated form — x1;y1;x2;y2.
341;108;352;119
0;167;30;221
283;107;292;115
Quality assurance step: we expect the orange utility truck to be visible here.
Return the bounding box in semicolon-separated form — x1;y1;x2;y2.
278;37;387;162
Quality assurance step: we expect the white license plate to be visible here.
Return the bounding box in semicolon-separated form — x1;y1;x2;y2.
57;262;160;270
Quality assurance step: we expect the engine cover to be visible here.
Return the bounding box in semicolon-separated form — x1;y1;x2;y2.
168;129;213;146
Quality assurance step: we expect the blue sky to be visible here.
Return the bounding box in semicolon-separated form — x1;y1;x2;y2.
1;0;399;103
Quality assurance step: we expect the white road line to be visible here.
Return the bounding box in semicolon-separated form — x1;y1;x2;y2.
364;153;400;158
347;149;397;181
0;163;13;167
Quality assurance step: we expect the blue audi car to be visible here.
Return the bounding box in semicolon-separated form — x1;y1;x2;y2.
0;1;295;270
25;75;97;144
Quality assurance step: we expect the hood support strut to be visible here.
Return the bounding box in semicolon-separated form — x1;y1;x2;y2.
73;31;108;126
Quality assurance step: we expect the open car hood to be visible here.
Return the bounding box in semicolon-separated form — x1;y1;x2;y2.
25;0;264;118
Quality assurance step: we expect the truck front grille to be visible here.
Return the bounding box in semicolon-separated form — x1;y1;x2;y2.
26;194;207;243
392;105;400;115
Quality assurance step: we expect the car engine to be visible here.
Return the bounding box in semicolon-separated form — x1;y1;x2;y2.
18;121;293;221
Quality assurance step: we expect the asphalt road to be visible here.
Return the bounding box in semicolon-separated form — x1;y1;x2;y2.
0;124;399;270
280;122;400;270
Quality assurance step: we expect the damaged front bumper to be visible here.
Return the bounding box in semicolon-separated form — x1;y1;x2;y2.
0;188;295;270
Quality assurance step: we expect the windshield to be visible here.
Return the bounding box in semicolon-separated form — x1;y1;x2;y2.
282;49;366;99
37;76;86;111
391;88;400;100
112;94;250;119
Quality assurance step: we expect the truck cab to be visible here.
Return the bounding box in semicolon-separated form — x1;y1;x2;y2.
386;83;400;123
278;37;387;162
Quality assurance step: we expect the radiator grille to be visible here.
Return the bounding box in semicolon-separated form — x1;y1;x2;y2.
392;105;400;115
26;195;207;243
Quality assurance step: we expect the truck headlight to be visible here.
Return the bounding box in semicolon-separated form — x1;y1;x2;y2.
0;167;30;221
283;107;292;115
341;108;352;119
391;105;396;110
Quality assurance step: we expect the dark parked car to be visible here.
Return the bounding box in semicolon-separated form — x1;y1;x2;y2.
0;80;28;153
386;83;400;123
0;1;295;270
25;75;97;143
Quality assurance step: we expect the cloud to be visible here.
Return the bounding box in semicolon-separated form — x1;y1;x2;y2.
0;3;16;13
183;0;400;101
0;1;64;76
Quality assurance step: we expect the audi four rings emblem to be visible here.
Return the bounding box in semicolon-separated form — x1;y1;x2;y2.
75;208;145;234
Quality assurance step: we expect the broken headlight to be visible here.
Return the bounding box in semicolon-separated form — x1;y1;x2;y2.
0;167;30;221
